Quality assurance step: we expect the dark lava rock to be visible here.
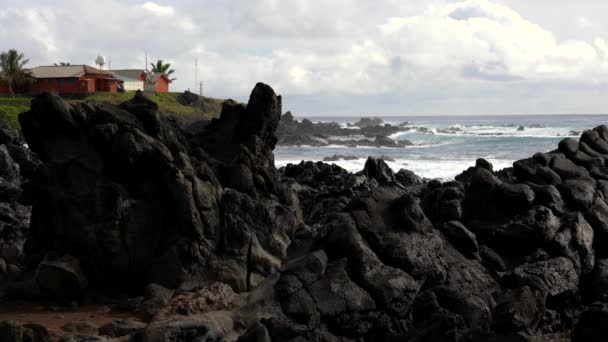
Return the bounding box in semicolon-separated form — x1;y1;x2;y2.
61;320;98;335
476;158;494;172
277;113;410;148
394;168;422;186
0;321;49;342
440;221;479;259
503;257;578;301
514;158;562;185
98;319;147;338
493;286;540;334
558;178;596;210
34;254;88;301
322;154;358;162
360;157;395;185
572;303;608;342
9;88;608;341
585;258;608;302
0;123;38;276
19;84;302;290
132;318;224;341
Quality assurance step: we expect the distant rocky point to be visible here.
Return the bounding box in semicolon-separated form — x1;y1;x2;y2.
277;112;413;148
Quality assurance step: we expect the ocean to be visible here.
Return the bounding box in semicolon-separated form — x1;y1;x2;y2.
274;114;608;180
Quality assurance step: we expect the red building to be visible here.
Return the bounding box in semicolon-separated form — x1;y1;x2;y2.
0;82;9;94
0;65;171;95
151;73;171;93
111;69;171;93
0;65;118;95
27;65;118;93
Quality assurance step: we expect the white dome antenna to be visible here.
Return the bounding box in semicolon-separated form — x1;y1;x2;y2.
95;54;106;69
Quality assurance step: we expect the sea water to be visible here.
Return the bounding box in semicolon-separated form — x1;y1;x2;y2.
274;114;608;180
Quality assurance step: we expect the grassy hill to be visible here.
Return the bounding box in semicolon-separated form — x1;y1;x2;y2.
0;92;225;129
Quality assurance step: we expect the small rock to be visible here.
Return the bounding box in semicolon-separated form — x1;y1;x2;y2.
61;320;98;335
114;296;144;312
96;306;112;314
6;263;20;275
441;221;479;259
35;254;88;300
476;158;494;172
98;319;147;338
0;320;50;342
572;303;608;342
494;286;540;334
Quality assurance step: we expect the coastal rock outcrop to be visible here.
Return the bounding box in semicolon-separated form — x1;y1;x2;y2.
18;85;302;291
2;84;608;341
277;113;412;148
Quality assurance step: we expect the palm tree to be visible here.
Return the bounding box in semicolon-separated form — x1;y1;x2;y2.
0;49;29;97
150;59;176;82
54;62;71;66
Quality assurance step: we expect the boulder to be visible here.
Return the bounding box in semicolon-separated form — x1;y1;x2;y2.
99;320;147;338
423;182;465;222
0;145;19;183
558;179;596;210
34;254;88;301
493;286;540;334
394;168;422;186
513;158;562;185
585;258;608;303
549;156;590;180
498;182;535;213
361;157;395;185
558;138;579;156
61;320;98;335
503;257;578;301
572;303;608;342
581;129;608;154
441;221;479;259
551;212;594;274
527;183;565;215
476;158;494;172
0;321;49;342
132;318;225;342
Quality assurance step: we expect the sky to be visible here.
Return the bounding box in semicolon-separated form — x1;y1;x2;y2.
1;0;608;116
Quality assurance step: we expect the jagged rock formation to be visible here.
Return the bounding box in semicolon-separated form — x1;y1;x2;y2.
2;84;608;341
0;122;39;283
18;85;302;292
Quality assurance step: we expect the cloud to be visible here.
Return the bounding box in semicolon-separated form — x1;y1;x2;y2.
0;0;607;115
141;2;175;17
376;0;608;85
577;16;593;29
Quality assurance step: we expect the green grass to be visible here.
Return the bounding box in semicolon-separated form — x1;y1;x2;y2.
0;97;31;128
0;92;225;129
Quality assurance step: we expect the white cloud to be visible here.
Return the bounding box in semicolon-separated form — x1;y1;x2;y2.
374;0;608;84
0;0;607;115
577;16;593;29
141;2;175;17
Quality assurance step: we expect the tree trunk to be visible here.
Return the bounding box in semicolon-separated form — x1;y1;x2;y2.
8;83;14;98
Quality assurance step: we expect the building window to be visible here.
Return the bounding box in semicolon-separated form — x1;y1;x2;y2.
58;79;64;86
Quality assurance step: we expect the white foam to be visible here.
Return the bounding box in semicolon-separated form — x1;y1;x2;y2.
276;158;513;181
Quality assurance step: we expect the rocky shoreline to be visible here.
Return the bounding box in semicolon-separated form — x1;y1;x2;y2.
0;84;607;341
277;112;413;148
